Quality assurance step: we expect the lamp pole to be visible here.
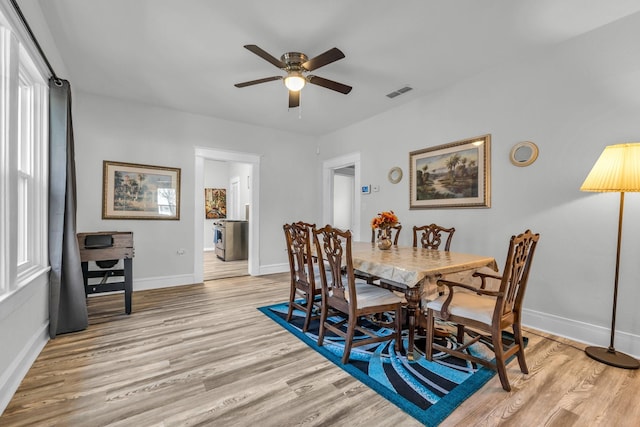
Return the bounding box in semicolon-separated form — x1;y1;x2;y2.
584;191;639;369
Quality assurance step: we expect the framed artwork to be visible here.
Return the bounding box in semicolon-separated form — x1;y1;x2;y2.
409;134;491;209
102;161;181;219
205;188;227;219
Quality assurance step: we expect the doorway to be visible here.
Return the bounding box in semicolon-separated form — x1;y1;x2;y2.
322;152;361;241
333;166;355;230
203;168;248;281
194;147;260;283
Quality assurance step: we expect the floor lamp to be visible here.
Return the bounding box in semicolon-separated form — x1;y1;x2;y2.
580;142;640;369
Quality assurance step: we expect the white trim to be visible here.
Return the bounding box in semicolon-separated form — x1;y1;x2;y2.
133;274;197;292
523;307;640;359
0;320;48;415
0;267;48;320
322;152;361;241
0;2;51;79
258;262;289;276
0;26;15;294
15;51;47;282
194;147;260;279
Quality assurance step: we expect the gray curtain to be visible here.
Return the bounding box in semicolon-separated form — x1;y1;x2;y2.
48;78;88;337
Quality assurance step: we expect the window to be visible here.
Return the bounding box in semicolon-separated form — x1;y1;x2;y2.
0;8;48;299
17;75;32;266
16;60;47;280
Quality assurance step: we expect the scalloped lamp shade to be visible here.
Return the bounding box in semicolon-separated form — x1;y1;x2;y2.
581;143;640;192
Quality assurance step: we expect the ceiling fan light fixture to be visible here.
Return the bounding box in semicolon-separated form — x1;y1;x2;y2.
284;72;306;91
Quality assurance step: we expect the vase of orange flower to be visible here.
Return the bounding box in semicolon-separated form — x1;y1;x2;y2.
371;211;399;250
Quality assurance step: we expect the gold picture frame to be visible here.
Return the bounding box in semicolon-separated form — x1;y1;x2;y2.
102;161;181;220
409;134;491;209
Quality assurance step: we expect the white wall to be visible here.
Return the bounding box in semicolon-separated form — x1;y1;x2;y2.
72;92;318;288
317;13;640;357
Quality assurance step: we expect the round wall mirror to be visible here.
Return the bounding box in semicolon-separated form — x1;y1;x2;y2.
510;141;539;167
388;166;403;184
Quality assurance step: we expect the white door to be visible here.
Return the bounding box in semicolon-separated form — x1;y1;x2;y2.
333;169;355;230
229;177;240;219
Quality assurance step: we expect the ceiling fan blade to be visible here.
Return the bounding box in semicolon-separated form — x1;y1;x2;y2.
243;45;286;69
234;76;283;88
289;90;300;108
302;48;345;71
307;75;352;94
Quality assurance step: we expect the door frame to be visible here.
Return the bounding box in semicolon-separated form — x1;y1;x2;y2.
194;147;260;282
322;152;361;241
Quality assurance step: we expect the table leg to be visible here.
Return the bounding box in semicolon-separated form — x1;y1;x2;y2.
404;287;421;361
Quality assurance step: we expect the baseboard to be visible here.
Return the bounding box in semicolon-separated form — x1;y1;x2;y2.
258;262;288;276
0;322;49;415
134;274;198;291
132;265;287;292
523;308;640;359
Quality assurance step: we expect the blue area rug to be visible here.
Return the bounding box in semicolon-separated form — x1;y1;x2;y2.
259;301;525;426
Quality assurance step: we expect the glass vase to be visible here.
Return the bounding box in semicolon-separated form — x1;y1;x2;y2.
377;228;392;250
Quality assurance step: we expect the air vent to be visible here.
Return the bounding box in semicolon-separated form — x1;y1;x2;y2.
386;86;413;99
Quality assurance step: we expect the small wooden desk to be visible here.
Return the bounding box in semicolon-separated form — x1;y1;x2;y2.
77;231;134;314
350;242;498;359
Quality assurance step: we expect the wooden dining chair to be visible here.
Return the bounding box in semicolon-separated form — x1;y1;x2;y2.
283;221;322;332
412;224;456;251
313;225;403;364
376;223;453;290
424;229;540;391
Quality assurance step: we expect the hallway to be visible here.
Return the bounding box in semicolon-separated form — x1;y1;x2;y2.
203;250;248;281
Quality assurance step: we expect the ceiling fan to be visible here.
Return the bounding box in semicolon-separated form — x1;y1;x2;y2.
234;44;352;108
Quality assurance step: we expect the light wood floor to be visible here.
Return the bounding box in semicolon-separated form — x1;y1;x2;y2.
2;273;640;426
203;250;248;281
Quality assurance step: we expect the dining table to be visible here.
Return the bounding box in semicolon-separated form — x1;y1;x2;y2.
350;241;498;360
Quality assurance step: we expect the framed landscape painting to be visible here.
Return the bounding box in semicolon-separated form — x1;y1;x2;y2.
102;161;181;219
409;134;491;209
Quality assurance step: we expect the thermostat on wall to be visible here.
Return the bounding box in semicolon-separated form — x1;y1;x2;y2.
361;185;371;194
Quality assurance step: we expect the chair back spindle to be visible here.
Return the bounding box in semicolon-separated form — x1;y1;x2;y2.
315;225;355;309
283;221;320;332
412;224;456;251
496;230;539;319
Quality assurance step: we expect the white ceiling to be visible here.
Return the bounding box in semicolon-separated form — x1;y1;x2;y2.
27;0;640;136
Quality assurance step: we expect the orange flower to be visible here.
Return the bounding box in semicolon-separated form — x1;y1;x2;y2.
371;210;399;229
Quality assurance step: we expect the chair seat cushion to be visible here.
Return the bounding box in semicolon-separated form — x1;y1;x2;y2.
341;284;403;308
426;292;496;325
